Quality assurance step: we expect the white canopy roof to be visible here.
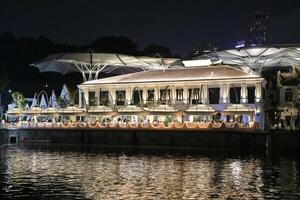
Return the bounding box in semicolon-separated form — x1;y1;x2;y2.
198;45;300;74
31;53;182;81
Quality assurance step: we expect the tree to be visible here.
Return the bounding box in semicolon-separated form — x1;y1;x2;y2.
89;36;138;55
0;70;9;92
57;97;70;108
188;41;217;59
142;44;173;57
11;91;26;109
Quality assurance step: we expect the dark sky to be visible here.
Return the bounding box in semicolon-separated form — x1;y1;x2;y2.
1;0;300;56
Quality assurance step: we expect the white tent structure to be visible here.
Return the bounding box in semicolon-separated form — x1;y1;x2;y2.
49;90;58;108
197;45;300;74
60;84;71;103
31;53;182;81
30;96;38;108
39;94;48;109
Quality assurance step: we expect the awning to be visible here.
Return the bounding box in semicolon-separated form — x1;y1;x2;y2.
6;108;23;115
40;107;58;114
58;106;86;114
144;105;177;113
23;107;42;115
117;105;143;113
224;104;254;114
88;106;114;113
185;104;215;114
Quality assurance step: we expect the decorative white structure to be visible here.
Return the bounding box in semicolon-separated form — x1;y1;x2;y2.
198;45;300;74
60;84;71;103
49;90;58;108
31;53;182;81
39;94;48;109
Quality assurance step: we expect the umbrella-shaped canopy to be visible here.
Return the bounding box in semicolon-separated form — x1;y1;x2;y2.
31;53;183;81
198;44;300;74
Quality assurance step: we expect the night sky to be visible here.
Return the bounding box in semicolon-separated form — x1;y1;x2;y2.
1;0;300;56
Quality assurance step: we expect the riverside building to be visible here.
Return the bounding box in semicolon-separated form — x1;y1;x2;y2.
78;65;265;130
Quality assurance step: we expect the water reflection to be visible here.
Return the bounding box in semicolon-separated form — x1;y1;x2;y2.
0;145;300;199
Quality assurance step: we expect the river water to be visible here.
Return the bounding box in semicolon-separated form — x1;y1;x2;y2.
0;144;300;200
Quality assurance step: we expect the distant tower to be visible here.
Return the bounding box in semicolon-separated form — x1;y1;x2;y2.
247;11;270;46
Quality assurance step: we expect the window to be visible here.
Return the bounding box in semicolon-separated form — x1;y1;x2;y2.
89;91;96;106
193;88;200;100
189;88;200;104
176;89;183;101
116;91;125;105
160;89;170;101
208;88;220;104
133;90;143;105
285;88;293;102
99;91;109;105
229;87;241;104
247;87;255;104
147;90;154;101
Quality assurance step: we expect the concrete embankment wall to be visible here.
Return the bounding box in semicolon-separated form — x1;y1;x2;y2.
0;129;9;145
3;128;300;150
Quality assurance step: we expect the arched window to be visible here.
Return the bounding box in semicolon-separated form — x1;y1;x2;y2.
147;90;154;101
116;91;125;105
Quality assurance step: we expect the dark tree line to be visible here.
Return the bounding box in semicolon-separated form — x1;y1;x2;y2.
0;32;177;100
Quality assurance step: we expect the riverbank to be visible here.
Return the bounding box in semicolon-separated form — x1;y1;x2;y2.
0;128;8;145
1;128;299;150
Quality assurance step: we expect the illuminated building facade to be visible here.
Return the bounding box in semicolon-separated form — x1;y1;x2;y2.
78;65;264;129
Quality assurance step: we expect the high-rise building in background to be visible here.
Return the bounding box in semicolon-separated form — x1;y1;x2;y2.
247;11;270;46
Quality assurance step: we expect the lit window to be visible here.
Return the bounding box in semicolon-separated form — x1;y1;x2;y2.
99;91;108;105
116;91;125;105
176;89;183;101
89;91;96;106
147;90;154;101
160;89;170;101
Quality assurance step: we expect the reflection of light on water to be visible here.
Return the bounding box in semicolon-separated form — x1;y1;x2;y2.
230;160;241;184
1;147;300;199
